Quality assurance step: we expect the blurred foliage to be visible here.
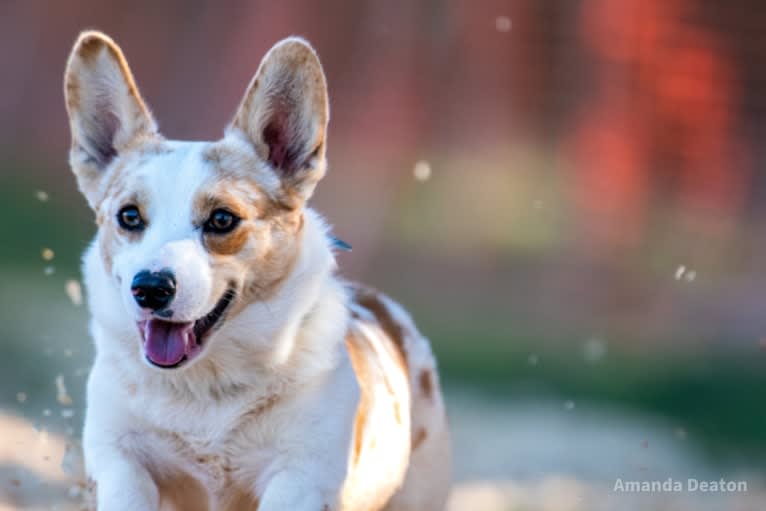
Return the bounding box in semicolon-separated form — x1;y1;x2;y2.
0;160;93;271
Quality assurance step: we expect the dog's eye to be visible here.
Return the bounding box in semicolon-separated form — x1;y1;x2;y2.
204;209;239;234
117;205;145;231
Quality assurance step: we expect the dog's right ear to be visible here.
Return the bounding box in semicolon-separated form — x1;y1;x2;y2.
227;37;329;208
64;31;157;209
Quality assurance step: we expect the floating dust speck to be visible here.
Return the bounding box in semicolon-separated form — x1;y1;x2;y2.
527;353;539;366
64;349;73;358
583;336;607;363
61;409;75;419
35;190;49;202
675;265;697;282
16;392;27;403
43;266;55;276
413;160;432;182
495;16;512;32
641;439;649;449
675;427;687;441
564;400;575;411
533;199;544;209
41;248;55;261
65;279;83;306
56;375;73;406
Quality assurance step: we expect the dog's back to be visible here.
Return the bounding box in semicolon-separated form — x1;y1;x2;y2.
344;283;451;511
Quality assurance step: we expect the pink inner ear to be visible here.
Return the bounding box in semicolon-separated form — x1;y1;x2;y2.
261;105;308;176
262;109;304;176
263;117;288;172
81;98;121;167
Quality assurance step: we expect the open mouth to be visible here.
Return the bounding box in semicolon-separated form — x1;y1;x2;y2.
138;288;236;369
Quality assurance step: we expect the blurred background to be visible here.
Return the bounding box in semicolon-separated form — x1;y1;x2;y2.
1;0;766;509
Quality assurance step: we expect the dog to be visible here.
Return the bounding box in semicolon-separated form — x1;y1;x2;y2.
63;31;451;510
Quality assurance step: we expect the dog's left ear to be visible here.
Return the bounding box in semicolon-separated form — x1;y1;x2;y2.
228;37;329;205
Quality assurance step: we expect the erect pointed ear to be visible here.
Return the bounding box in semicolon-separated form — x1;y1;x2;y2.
228;37;329;206
64;31;158;209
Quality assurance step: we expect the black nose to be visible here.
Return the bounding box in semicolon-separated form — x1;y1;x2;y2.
131;270;176;311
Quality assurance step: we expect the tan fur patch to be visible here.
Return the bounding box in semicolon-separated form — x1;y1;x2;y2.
411;427;428;451
202;143;297;213
204;223;252;256
418;369;434;401
64;73;80;115
392;398;402;425
350;284;409;375
240;394;280;422
194;190;261;257
155;471;208;511
192;191;253;222
345;331;373;467
191;167;304;309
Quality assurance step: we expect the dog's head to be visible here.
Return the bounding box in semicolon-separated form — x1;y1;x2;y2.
65;31;332;370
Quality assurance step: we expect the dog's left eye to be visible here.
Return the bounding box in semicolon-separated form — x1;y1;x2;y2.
204;209;239;234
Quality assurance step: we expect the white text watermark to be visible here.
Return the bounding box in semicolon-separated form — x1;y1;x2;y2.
613;478;748;493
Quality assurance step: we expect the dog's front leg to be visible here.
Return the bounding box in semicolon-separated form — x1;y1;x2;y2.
257;469;336;511
84;364;161;510
90;457;159;511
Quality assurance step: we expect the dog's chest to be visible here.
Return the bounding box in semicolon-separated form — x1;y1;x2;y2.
145;424;269;509
153;427;230;484
138;396;277;508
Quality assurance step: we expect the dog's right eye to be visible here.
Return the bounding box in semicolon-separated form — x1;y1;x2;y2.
204;208;240;234
117;205;145;231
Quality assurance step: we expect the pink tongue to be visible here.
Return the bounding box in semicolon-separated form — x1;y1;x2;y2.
143;320;194;367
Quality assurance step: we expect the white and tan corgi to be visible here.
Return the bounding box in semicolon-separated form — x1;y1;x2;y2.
64;31;451;511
